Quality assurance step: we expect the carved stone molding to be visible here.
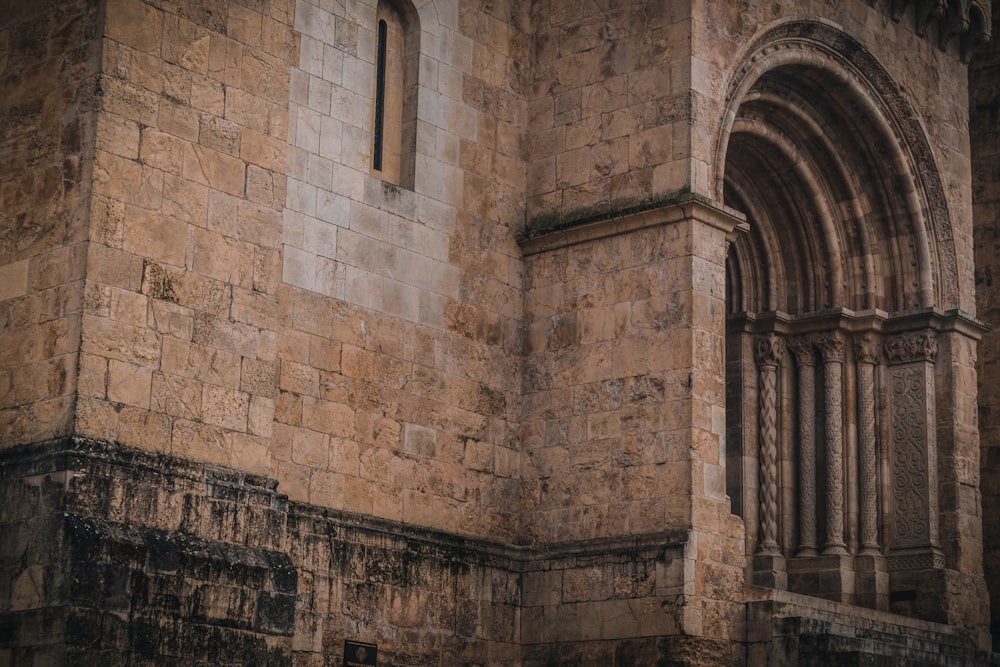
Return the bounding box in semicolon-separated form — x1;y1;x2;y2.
884;331;937;364
855;332;881;365
815;331;846;363
755;332;785;368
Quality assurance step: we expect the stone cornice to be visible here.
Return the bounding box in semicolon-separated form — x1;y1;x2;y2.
889;0;993;63
519;195;747;257
727;308;989;340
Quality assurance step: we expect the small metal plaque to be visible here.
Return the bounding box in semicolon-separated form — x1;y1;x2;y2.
343;640;377;666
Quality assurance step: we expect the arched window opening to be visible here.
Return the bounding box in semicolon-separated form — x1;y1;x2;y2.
372;0;419;189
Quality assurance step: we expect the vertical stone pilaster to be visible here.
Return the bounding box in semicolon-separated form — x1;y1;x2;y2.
884;331;942;563
816;332;848;556
787;336;818;557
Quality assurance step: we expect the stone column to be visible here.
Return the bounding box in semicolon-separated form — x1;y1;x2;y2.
816;332;847;556
787;336;818;557
753;332;786;588
855;332;888;610
855;333;880;554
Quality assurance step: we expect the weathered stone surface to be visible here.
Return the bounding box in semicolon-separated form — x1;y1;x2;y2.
3;0;1000;664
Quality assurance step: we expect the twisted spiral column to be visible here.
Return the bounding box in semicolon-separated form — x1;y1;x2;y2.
755;333;784;556
856;333;881;554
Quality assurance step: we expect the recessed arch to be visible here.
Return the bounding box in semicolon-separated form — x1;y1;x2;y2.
714;21;958;313
716;21;966;613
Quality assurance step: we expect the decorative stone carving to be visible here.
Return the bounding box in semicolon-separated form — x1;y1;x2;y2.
889;365;938;549
815;332;847;555
755;333;784;556
884;331;938;364
856;333;880;555
788;336;818;557
885;330;941;559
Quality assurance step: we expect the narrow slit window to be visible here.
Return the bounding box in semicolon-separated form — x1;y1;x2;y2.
373;19;388;172
371;0;419;189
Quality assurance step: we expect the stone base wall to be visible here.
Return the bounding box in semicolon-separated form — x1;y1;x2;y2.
3;438;994;666
0;439;696;665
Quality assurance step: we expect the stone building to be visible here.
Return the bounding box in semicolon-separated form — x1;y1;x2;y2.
3;0;1000;663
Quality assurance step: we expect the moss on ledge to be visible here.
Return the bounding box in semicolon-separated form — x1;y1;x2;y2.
524;187;711;238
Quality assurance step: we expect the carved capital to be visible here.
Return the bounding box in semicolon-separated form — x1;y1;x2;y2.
786;336;816;366
814;332;846;363
854;332;881;365
884;331;937;364
755;333;785;367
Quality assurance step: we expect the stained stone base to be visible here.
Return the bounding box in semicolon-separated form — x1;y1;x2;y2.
787;554;855;604
888;550;949;622
752;553;788;590
854;553;889;611
746;588;1000;666
2;439;995;666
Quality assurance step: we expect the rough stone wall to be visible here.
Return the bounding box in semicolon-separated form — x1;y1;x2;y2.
0;439;524;665
0;0;103;444
972;0;1000;644
275;0;529;542
526;1;694;227
72;0;295;479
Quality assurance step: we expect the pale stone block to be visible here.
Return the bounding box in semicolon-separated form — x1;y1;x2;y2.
189;227;255;288
93;150;164;209
77;354;108;399
308;75;333;115
96;113;141;160
201;384;250;431
160;336;241;389
107;359;153;408
382;279;421;322
231;432;271;476
0;260;29;301
307;153;334;190
122;207;187;268
322;44;345;84
287;177;319;216
404;422;437;458
151;371;202;420
119;406;171;450
105;0;162;55
182;143;246;197
302;396;355;438
283;244;318;291
344;266;383;310
343;474;374;514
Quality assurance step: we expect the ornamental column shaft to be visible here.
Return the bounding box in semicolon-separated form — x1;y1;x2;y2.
817;333;847;555
856;333;880;554
788;337;818;557
755;333;784;556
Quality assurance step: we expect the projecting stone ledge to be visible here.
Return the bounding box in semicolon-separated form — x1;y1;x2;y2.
520;193;747;257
